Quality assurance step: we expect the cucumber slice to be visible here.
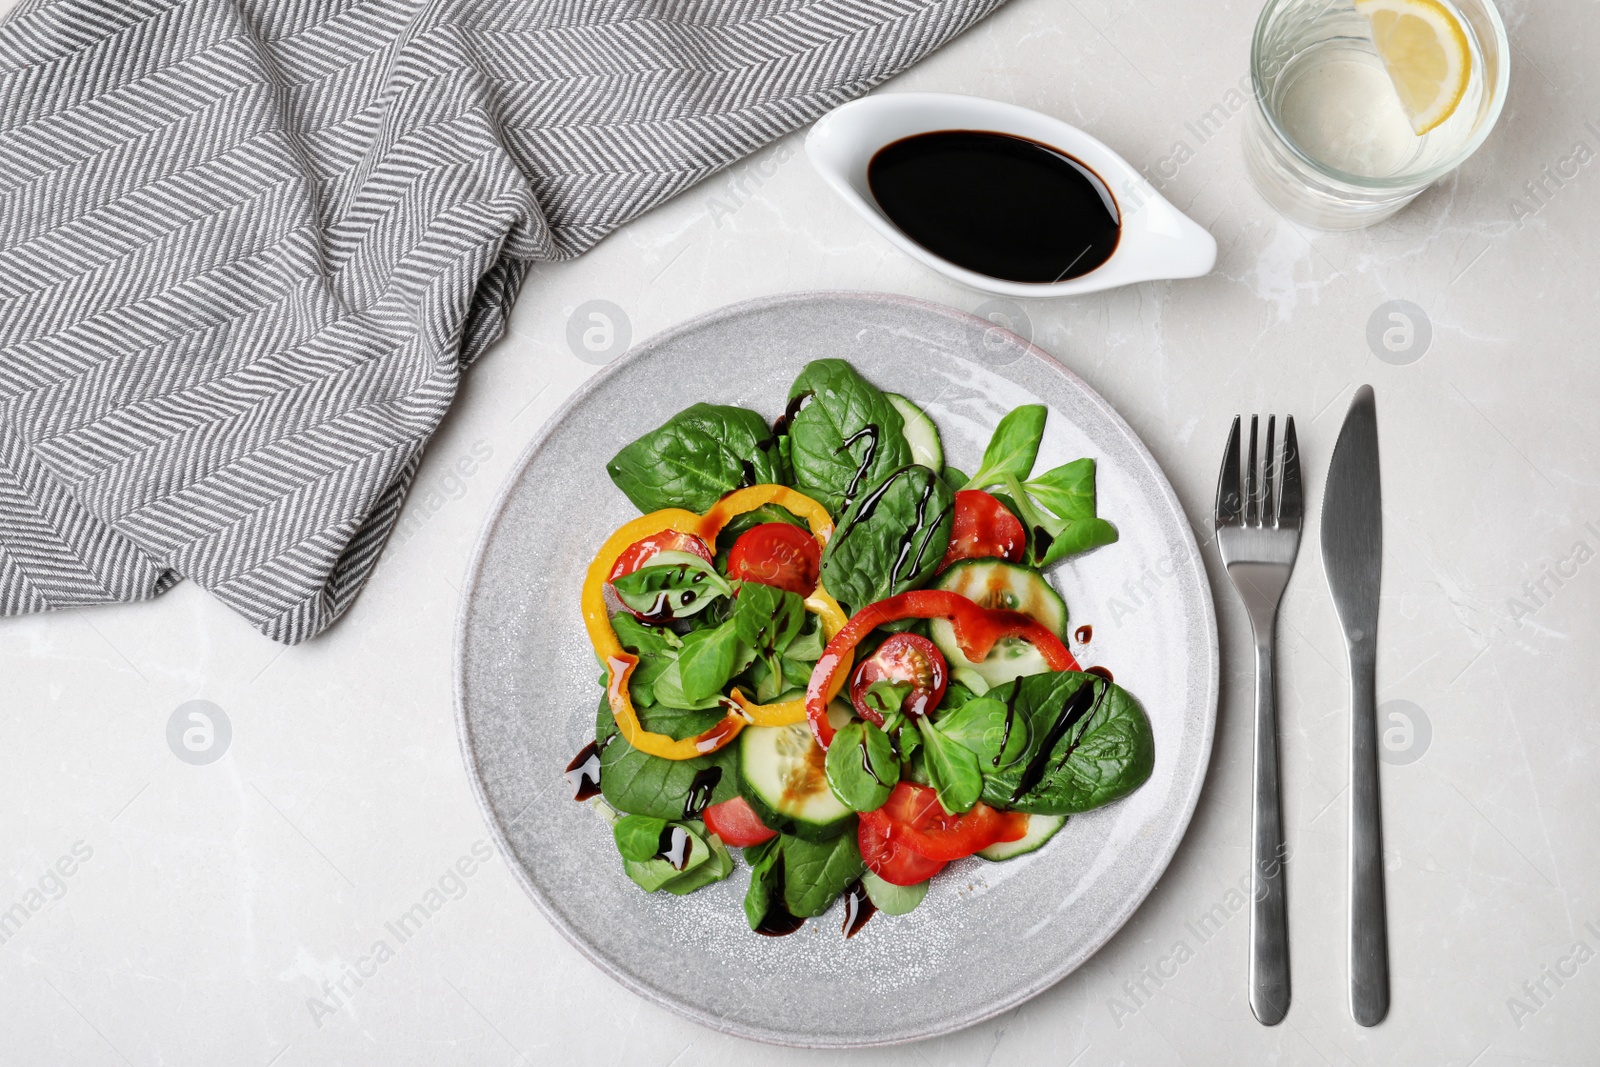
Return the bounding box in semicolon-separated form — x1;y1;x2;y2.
929;561;1068;687
978;814;1065;861
887;393;943;473
934;560;1067;632
739;719;855;841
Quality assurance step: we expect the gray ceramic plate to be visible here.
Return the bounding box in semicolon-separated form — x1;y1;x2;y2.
455;291;1218;1048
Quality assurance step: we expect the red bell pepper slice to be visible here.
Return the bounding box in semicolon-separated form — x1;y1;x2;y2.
805;589;1078;748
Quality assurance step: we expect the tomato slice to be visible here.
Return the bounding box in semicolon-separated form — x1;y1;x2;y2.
701;796;777;847
607;531;714;582
726;523;821;596
877;782;1028;861
848;633;948;723
939;491;1026;572
858;808;947;886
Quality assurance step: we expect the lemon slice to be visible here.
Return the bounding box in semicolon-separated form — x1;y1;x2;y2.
1354;0;1472;135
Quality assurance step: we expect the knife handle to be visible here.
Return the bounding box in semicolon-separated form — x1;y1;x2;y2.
1349;647;1390;1026
1249;630;1291;1025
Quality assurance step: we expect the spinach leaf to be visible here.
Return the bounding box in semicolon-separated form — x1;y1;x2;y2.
933;695;1031;769
597;708;739;820
940;465;970;494
1017;459;1119;566
731;582;804;653
675;621;742;704
818;465;953;615
780;832;866;918
743;837;783;930
861;870;928;916
785;360;911;516
916;718;984;814
609;552;732;620
594;690;617;745
961;405;1046;492
977;672;1154;815
824;721;899;812
607;403;783;514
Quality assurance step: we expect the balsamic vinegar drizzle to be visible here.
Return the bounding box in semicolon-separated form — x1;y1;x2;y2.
841;880;877;938
771;390;813;437
994;684;1023;767
755;904;807;937
634;566;713;624
1074;624;1093;644
1085;665;1114;683
681;766;723;820
835;424;881;507
564;740;604;801
656;824;693;870
860;734;887;785
868;130;1121;284
1010;679;1106;802
828;467;954;588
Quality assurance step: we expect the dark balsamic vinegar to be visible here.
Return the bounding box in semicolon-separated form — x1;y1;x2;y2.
564;741;604;801
841;880;877;938
868;130;1120;284
681;766;723;820
754;905;807;937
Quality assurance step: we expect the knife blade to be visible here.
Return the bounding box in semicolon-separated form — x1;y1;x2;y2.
1320;384;1389;1027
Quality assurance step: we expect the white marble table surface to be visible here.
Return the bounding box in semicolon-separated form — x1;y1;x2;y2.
3;0;1596;1063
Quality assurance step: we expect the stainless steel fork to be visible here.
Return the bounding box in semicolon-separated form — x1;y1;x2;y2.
1215;414;1302;1026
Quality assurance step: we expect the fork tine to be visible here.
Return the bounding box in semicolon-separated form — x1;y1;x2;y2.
1245;415;1260;525
1214;416;1242;529
1279;415;1303;528
1262;415;1277;527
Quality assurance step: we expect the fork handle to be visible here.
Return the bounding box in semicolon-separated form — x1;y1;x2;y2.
1249;628;1291;1025
1349;647;1390;1025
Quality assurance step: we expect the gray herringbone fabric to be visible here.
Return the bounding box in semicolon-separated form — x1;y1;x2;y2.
0;0;1002;642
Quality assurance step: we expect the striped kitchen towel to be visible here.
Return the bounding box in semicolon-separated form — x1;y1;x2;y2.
0;0;1003;642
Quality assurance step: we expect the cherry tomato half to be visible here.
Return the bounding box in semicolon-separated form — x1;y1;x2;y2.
858;808;947;886
607;530;715;582
938;490;1026;572
875;782;1028;861
848;633;948;723
702;796;777;847
725;523;821;596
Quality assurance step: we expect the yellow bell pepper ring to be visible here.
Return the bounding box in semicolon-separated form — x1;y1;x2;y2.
582;485;840;760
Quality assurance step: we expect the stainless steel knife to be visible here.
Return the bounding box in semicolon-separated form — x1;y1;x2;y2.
1320;385;1390;1027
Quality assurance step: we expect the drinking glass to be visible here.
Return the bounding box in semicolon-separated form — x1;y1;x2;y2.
1244;0;1509;229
